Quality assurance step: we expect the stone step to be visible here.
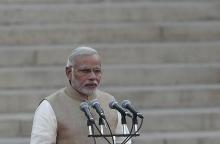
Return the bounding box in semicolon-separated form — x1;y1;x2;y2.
1;131;220;144
135;131;220;144
0;113;32;138
140;107;220;132
0;2;219;25
0;22;220;45
0;0;218;4
102;64;220;87
1;42;220;67
0;64;220;88
1;85;220;113
0;89;54;113
107;85;220;109
1;108;220;137
0;138;29;144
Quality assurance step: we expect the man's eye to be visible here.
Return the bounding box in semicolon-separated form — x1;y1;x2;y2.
94;69;101;73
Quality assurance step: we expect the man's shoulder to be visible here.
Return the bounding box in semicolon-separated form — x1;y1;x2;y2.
45;87;66;101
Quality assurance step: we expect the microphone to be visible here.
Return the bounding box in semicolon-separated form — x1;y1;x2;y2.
90;99;106;119
109;100;132;118
80;102;95;123
121;100;143;119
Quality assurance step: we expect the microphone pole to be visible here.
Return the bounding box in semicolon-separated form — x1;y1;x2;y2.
99;117;105;135
132;114;138;133
91;99;115;144
109;100;131;135
80;102;95;135
121;115;128;135
121;100;143;133
87;120;94;136
91;99;106;134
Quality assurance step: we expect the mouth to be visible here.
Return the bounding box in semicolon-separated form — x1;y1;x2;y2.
84;83;98;89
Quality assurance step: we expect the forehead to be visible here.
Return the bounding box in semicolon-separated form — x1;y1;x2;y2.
74;54;101;67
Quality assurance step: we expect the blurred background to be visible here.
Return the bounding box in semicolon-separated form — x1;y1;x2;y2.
0;0;220;144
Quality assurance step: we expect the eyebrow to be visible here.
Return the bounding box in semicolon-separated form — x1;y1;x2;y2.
77;65;101;69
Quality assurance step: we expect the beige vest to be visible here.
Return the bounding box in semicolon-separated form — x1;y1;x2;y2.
45;83;118;144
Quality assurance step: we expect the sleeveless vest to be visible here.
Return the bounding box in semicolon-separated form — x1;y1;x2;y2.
45;83;118;144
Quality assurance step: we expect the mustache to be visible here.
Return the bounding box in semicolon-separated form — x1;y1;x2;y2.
85;81;98;85
84;81;98;86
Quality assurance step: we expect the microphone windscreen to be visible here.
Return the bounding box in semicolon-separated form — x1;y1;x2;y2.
90;99;99;107
80;102;89;110
121;100;131;108
109;100;117;109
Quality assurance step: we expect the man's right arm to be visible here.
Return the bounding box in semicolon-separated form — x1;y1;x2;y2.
30;100;57;144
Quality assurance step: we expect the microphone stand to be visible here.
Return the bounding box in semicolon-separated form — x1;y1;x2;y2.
87;119;94;136
121;114;128;135
84;104;142;144
99;117;105;135
132;114;138;134
88;117;140;144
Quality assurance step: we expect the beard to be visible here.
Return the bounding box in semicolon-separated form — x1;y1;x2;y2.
71;78;98;96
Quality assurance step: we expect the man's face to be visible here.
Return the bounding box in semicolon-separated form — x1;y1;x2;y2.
68;54;102;96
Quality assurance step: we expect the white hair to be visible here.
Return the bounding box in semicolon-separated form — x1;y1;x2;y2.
66;46;98;67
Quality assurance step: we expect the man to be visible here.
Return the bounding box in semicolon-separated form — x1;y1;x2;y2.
30;46;130;144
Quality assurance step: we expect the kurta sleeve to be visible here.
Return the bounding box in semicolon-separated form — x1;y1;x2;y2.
30;100;57;144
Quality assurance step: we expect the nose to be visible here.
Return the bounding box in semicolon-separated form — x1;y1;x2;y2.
88;71;97;80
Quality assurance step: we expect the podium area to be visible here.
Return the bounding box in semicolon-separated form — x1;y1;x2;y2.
0;0;220;144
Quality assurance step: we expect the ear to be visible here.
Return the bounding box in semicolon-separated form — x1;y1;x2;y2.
66;67;72;80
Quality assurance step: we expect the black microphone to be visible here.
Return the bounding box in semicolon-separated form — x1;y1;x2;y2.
90;99;106;119
80;102;95;123
109;100;132;117
121;100;143;119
